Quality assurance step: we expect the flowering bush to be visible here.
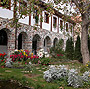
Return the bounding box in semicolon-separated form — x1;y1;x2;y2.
50;39;65;59
82;71;90;88
37;48;44;58
30;54;39;64
0;52;6;66
37;48;49;58
0;52;6;60
10;49;39;64
82;71;90;82
5;58;13;68
43;65;68;82
68;69;83;88
10;49;30;62
43;65;90;88
86;61;90;68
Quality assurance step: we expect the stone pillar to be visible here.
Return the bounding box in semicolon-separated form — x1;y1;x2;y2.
7;30;15;56
27;36;32;53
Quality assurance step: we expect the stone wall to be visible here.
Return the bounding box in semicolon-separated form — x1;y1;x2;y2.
0;18;65;56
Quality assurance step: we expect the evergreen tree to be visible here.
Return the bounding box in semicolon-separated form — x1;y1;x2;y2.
65;38;70;57
74;35;82;62
65;37;74;60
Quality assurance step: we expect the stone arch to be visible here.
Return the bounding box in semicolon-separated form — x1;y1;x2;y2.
18;32;28;50
32;34;42;55
53;37;58;47
44;36;52;52
44;33;52;40
0;28;10;54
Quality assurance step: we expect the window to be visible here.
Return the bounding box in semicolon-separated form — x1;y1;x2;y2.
53;17;57;28
0;0;11;10
33;10;38;18
44;12;49;23
19;0;27;15
60;20;63;30
66;23;68;32
33;10;39;24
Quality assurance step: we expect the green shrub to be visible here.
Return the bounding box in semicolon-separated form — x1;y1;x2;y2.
39;58;51;65
50;39;65;59
80;66;89;73
65;37;74;60
74;35;82;62
86;61;90;68
23;64;33;72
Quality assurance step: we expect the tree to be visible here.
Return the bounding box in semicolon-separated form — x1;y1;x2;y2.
88;35;90;53
74;35;82;62
65;38;70;59
65;37;74;60
53;0;90;64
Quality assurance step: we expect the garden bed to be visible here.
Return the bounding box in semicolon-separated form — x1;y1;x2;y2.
0;80;33;89
0;61;90;89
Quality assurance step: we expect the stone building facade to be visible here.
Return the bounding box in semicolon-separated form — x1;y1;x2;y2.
0;0;75;55
0;18;63;55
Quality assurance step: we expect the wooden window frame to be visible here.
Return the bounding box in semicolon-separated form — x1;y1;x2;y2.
66;23;68;32
60;20;63;30
44;12;49;24
0;0;11;10
53;17;57;28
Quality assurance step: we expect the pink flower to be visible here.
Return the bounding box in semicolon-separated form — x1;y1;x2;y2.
10;55;13;58
60;54;63;56
33;55;36;59
18;54;20;57
14;54;18;58
27;56;30;58
57;54;60;56
20;53;22;55
31;57;33;60
20;55;23;58
36;56;39;59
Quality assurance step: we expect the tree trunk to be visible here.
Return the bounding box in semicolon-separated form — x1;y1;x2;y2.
13;0;18;49
81;17;90;65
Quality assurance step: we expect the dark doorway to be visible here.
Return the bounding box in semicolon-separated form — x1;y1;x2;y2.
32;40;37;55
53;38;58;47
0;30;7;45
32;34;41;55
18;33;22;50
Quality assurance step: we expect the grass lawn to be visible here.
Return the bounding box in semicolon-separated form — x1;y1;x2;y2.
0;62;88;89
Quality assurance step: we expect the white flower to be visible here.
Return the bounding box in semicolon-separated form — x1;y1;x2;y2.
29;62;32;65
14;49;18;52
